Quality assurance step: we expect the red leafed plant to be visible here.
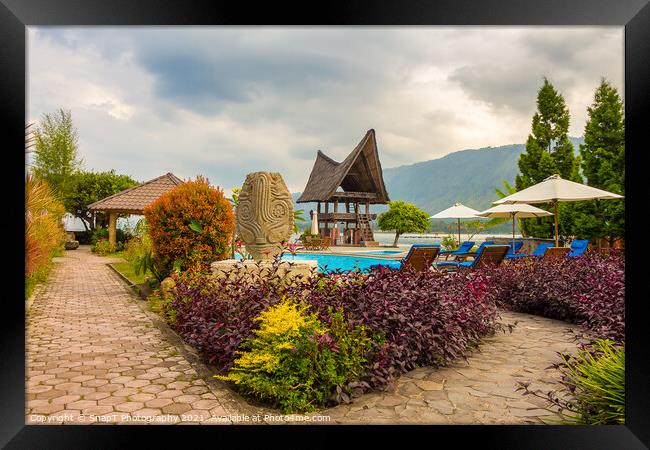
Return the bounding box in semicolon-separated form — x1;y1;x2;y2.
144;176;235;277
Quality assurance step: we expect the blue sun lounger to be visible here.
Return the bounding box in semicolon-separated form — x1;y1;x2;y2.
369;243;440;272
438;241;475;260
506;242;553;259
568;239;590;257
505;241;524;257
446;241;495;262
436;245;510;270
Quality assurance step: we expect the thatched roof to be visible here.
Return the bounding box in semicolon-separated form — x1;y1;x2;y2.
297;129;390;204
88;172;184;213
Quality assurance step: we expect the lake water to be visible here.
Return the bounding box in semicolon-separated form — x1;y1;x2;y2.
371;231;520;246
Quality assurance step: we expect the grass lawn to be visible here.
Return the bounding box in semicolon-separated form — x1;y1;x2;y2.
110;261;149;285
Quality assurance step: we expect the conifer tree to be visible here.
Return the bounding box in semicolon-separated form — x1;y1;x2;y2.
515;78;580;238
571;79;625;245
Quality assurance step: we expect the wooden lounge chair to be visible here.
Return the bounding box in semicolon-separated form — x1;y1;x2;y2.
302;235;322;251
319;236;331;251
507;242;553;259
543;246;570;259
450;241;495;262
401;244;441;272
505;241;524;257
436;245;510;271
439;241;475;261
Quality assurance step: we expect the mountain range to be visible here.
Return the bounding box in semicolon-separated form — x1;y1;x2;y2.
292;137;584;234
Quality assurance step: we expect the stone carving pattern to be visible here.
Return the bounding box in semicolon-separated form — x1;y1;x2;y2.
236;172;294;260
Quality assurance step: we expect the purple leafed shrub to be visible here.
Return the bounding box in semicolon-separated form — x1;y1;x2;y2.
305;267;501;390
480;252;624;341
168;261;294;370
168;262;501;388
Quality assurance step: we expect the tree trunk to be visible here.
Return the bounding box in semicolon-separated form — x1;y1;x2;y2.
393;232;400;247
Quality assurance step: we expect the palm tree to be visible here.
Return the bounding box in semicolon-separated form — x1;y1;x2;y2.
25;123;36;152
494;179;527;237
293;209;306;234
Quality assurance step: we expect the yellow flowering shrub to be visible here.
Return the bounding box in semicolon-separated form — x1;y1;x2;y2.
253;299;317;340
216;298;374;413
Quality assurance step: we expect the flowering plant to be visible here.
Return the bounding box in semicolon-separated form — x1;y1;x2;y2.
216;299;373;413
283;240;304;260
234;239;253;260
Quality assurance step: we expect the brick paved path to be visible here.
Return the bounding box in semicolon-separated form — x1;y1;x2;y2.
27;246;586;425
25;246;261;425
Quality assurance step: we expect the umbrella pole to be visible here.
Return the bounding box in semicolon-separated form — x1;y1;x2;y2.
553;200;559;247
457;218;461;247
511;213;515;254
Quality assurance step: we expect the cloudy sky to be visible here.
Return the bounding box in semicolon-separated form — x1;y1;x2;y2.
27;27;623;194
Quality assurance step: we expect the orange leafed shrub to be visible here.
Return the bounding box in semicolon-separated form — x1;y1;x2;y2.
25;174;66;287
144;176;235;275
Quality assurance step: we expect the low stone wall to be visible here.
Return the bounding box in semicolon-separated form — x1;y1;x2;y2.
211;259;318;284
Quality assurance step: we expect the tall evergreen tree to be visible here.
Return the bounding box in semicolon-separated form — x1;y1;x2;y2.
515;78;580;238
571;79;625;245
32;109;83;199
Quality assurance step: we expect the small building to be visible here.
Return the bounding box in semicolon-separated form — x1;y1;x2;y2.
88;172;184;247
297;129;390;246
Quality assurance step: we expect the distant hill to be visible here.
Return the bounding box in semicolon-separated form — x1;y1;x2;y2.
293;137;584;234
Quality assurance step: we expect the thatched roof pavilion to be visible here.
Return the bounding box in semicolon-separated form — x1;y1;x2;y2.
297;129;389;246
88;172;184;247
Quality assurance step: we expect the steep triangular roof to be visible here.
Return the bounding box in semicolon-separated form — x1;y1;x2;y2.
297;130;390;204
88;172;184;213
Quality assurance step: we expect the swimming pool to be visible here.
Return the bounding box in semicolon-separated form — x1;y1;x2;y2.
281;253;401;273
356;250;403;255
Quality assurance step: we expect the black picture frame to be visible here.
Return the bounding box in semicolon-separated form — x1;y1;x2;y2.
2;0;648;447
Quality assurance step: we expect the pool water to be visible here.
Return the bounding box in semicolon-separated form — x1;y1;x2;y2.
282;253;401;273
357;250;403;255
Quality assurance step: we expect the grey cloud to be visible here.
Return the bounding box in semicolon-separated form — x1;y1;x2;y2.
449;64;544;114
449;29;622;114
28;27;623;193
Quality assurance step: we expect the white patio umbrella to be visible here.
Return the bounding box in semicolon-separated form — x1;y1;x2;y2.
310;210;319;235
494;174;624;246
430;202;483;245
477;203;552;251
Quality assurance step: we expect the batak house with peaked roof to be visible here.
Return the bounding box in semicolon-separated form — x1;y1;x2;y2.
88;172;184;247
297;129;390;246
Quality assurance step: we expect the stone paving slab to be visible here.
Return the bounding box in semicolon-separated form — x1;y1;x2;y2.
315;311;587;424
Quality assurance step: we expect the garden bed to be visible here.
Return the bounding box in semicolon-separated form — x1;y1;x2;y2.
146;251;624;415
158;261;501;413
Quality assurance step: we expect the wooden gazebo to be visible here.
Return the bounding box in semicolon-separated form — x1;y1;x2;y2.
297;129;389;246
88;172;184;247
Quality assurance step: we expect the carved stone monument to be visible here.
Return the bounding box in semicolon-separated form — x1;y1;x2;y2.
236;172;294;260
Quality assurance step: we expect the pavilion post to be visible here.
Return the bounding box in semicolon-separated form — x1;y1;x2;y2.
108;212;117;249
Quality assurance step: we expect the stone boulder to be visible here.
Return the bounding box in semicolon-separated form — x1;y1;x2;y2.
64;240;79;250
160;276;176;297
